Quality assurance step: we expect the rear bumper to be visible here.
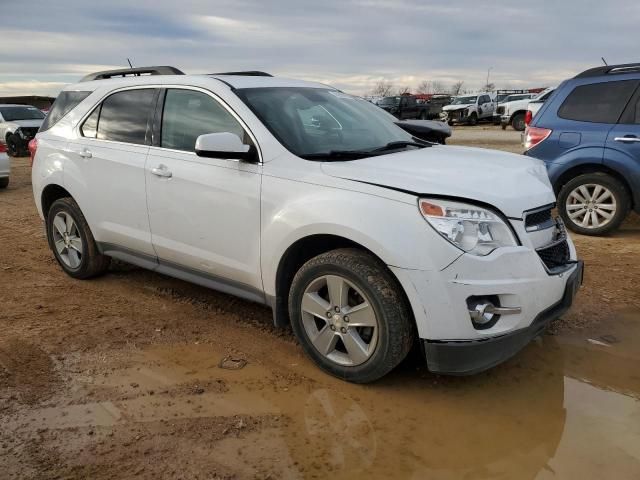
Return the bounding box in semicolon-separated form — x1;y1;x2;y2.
423;260;583;375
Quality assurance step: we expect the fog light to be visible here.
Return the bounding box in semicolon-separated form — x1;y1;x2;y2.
467;296;522;330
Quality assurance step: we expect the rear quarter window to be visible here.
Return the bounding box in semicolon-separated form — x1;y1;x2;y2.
557;80;639;123
40;91;92;131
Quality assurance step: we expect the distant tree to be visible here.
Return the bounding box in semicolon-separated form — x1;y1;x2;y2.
482;83;496;92
449;81;464;95
431;80;445;93
416;80;432;94
371;80;394;97
397;85;411;95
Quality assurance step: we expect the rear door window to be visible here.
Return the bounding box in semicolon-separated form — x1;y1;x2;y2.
558;80;639;123
40;91;91;131
96;89;156;144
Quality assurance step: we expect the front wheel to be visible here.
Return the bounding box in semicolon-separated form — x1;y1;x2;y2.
557;173;630;235
288;249;414;383
511;112;526;131
6;135;20;157
46;197;110;278
468;113;478;126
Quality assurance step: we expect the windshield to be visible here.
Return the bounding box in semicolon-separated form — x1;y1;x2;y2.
378;96;401;106
451;96;477;105
0;106;45;121
236;87;417;159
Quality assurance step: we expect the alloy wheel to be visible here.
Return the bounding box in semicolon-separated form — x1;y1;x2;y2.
51;212;84;269
300;275;379;366
565;183;617;229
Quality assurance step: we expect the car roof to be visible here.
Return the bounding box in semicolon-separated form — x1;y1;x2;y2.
64;74;333;93
0;104;38;107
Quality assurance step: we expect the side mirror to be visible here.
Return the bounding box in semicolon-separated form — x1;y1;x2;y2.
195;132;257;162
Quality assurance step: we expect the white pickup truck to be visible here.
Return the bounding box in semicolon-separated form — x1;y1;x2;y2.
498;89;556;131
440;93;495;125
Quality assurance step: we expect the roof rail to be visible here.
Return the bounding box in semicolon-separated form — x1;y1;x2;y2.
574;63;640;78
80;66;185;82
210;71;272;77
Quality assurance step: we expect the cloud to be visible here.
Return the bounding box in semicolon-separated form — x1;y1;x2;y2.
1;0;638;97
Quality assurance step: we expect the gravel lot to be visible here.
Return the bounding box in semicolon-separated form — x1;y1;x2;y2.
1;127;640;479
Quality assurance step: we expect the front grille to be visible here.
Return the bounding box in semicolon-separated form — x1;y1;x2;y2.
524;207;553;231
496;106;505;115
537;239;570;270
20;127;38;140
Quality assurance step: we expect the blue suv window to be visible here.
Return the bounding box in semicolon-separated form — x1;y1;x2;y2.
558;80;639;123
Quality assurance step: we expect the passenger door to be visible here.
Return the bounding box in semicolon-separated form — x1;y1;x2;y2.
478;95;493;119
68;88;158;257
145;88;263;294
605;84;640;187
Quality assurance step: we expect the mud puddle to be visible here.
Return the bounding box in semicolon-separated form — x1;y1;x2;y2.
2;312;639;479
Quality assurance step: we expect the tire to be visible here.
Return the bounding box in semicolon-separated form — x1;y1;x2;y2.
6;135;19;157
468;113;478;126
511;112;526;131
0;177;8;189
557;173;630;235
288;248;414;383
46;197;110;279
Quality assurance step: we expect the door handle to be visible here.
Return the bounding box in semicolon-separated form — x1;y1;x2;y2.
614;136;640;143
151;164;172;178
78;148;92;159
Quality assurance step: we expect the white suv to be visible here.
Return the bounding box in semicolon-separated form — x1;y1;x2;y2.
31;67;583;383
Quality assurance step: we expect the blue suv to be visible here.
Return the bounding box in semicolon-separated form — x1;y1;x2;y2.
525;63;640;235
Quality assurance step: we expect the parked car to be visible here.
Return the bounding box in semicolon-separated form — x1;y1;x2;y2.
356;98;452;144
378;95;442;120
32;66;582;383
440;93;495;125
525;63;640;235
0;104;45;157
525;87;556;128
493;94;536;129
0;142;9;188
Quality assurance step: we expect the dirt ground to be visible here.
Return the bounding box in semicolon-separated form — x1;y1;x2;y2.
1;127;640;479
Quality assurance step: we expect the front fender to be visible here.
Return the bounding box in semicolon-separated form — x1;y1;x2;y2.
260;175;462;297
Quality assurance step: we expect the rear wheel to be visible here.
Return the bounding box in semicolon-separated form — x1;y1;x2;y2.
0;177;8;189
46;197;110;278
557;173;630;235
511;112;526;131
288;249;413;383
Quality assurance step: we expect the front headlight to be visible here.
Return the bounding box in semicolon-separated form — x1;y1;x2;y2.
419;198;518;256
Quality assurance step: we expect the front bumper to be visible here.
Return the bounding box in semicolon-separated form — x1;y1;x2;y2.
423;260;583;375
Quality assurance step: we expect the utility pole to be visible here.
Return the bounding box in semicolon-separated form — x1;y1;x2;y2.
486;66;493;89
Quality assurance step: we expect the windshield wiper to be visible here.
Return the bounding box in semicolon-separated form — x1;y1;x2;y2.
300;150;373;161
300;140;431;161
369;140;431;152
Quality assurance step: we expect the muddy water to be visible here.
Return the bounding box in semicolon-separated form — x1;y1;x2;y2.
4;312;640;479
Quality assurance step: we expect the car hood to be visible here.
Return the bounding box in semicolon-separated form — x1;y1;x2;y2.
442;104;473;111
320;146;555;218
8;119;43;128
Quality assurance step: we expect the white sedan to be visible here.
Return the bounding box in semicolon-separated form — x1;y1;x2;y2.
0;142;9;188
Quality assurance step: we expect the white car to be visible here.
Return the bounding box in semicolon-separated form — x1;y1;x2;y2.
0;142;9;188
31;67;582;383
440;93;495;125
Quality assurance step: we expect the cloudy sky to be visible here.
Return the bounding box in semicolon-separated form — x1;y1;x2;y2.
0;0;637;97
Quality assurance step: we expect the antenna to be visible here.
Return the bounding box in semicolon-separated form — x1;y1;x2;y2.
601;57;608;66
127;58;134;68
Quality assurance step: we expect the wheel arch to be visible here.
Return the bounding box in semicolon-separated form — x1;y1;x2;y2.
41;183;74;217
553;163;633;209
271;234;413;329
